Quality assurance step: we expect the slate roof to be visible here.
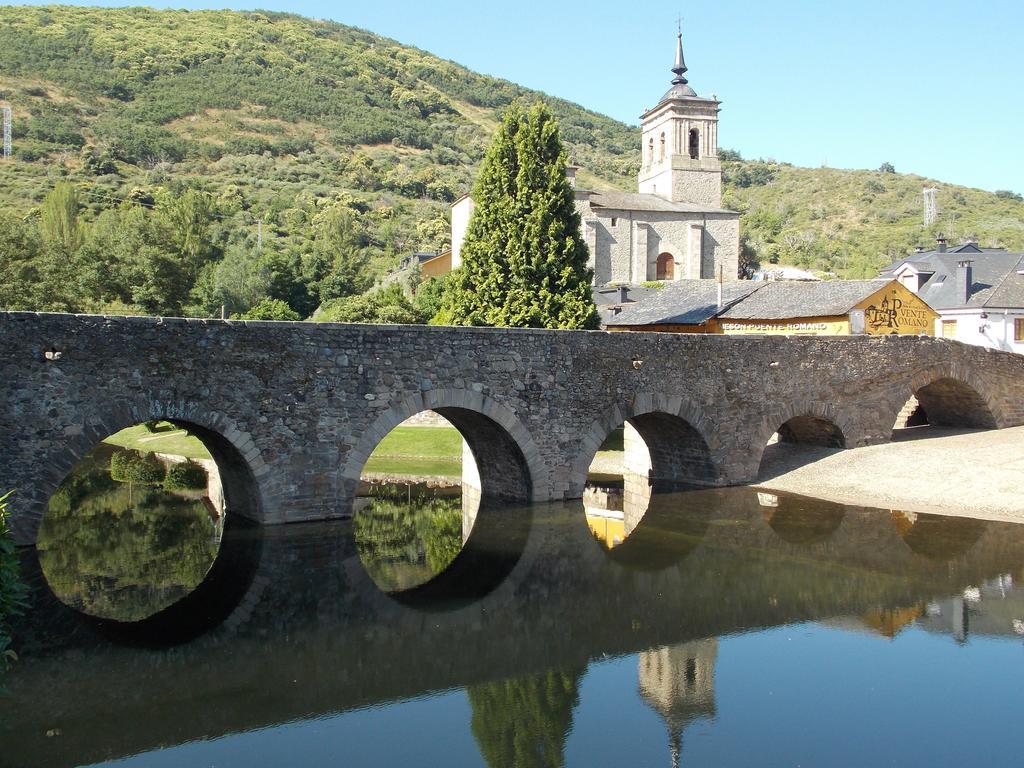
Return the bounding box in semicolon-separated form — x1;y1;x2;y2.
584;190;736;216
718;279;893;320
592;284;661;307
880;248;1024;309
603;281;762;326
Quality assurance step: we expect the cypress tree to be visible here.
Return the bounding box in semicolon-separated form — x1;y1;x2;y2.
436;102;599;329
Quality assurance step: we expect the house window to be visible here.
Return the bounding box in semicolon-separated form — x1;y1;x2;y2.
941;319;957;338
656;252;674;281
610;217;617;227
1015;318;1024;342
689;128;700;159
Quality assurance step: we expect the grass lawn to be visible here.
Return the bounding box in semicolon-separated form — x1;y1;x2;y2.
371;426;463;458
363;457;462;478
364;426;462;478
102;422;212;461
101;424;468;478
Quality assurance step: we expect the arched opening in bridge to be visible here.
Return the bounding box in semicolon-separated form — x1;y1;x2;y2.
354;408;532;600
582;413;719;552
757;415;846;481
892;379;997;438
38;419;261;623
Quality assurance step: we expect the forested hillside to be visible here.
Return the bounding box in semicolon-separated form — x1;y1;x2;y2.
0;6;1021;317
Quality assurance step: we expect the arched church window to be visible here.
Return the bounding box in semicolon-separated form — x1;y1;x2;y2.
656;252;674;281
689;128;700;160
648;138;654;166
659;132;666;161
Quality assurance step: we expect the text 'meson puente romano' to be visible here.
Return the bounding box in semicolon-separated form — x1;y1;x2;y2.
449;30;740;285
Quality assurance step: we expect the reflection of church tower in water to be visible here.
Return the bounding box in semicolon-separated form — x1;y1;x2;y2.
638;640;718;767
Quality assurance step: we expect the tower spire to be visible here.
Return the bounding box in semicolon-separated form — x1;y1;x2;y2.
672;30;688;85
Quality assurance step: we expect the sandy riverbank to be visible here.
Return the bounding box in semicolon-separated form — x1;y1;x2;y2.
754;425;1024;523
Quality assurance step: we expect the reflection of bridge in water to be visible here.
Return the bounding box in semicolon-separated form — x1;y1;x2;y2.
5;488;1024;767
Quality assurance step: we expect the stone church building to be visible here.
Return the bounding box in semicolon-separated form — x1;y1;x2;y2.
447;31;740;285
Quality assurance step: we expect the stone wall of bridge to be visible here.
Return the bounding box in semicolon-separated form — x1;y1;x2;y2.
3;311;1024;544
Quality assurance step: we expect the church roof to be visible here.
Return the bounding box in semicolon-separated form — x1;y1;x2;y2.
586;190;736;215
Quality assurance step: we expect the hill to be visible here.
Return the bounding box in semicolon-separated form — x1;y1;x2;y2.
0;6;1021;316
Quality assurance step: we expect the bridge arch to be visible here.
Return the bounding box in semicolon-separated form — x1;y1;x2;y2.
13;395;268;546
568;391;721;498
341;389;545;507
890;368;1001;431
749;401;855;480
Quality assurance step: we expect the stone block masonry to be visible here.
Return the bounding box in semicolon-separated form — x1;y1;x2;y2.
4;312;1024;545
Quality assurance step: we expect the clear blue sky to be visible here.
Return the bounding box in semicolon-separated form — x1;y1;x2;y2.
15;0;1024;193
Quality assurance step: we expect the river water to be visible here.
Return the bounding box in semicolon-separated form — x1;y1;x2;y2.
2;450;1024;767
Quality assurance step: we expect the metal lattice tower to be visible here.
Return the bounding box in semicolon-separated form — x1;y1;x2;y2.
923;187;938;227
2;104;11;160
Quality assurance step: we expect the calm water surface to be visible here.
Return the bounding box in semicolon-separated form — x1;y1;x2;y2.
3;457;1024;767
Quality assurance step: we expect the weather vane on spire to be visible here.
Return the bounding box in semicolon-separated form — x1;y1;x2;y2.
672;15;688;84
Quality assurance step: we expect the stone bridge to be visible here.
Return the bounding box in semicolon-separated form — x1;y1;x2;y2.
3;311;1024;544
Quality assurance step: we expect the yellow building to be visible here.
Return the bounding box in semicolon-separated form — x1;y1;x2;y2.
419;249;453;279
603;279;937;336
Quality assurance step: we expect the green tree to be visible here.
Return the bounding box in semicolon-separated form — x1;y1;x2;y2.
157;189;219;283
737;232;760;279
468;668;584;768
413;275;451;324
0;214;44;311
311;200;373;302
39;182;84;255
436;102;598;329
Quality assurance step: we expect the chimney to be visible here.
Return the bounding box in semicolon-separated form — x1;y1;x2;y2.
566;164;578;189
618;285;629;303
914;245;925;254
936;235;948;253
955;259;973;304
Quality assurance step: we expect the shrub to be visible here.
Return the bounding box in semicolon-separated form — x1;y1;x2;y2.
109;450;166;485
234;297;301;321
164;461;208;491
317;283;424;324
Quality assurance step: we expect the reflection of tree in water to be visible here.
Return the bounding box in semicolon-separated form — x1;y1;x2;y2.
762;495;845;546
353;491;463;593
468;667;584;768
38;448;221;622
892;511;987;561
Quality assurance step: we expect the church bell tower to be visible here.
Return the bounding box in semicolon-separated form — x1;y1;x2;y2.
638;31;723;208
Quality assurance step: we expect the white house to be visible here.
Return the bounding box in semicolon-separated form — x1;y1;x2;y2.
880;237;1024;352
